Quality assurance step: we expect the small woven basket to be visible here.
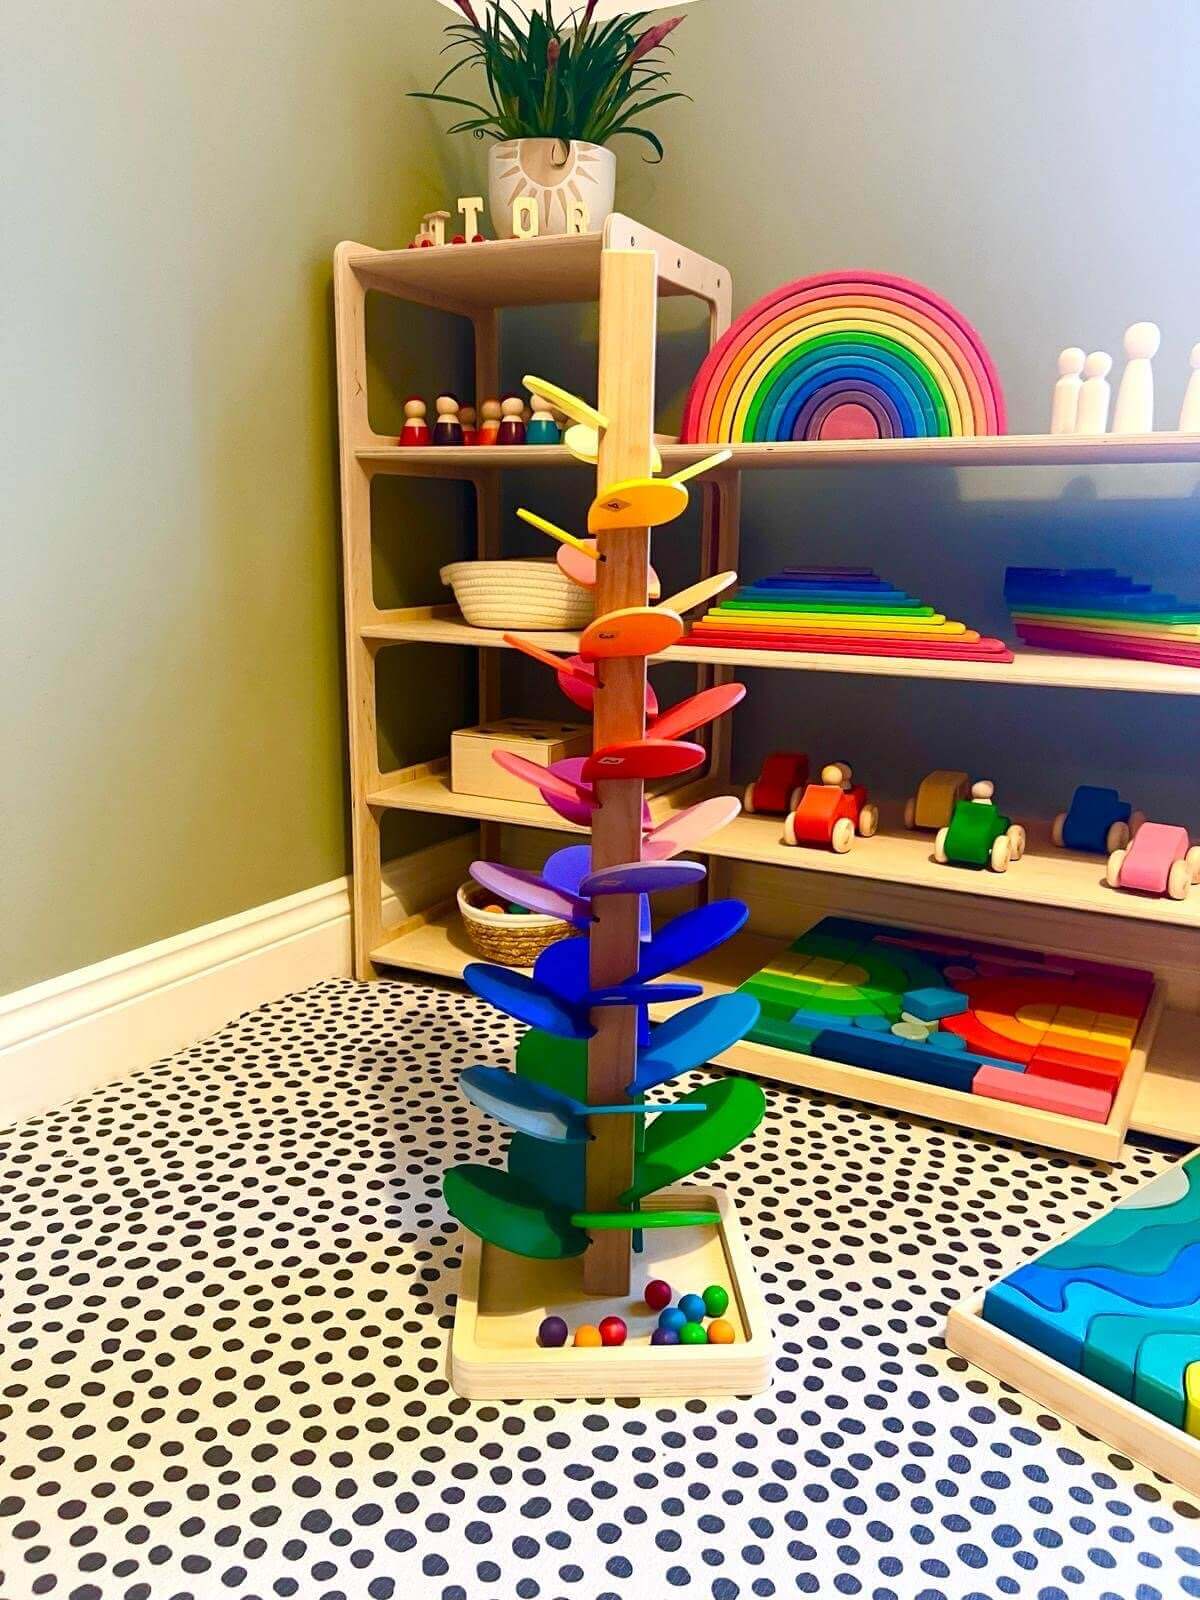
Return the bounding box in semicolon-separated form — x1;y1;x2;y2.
440;558;595;630
457;882;574;968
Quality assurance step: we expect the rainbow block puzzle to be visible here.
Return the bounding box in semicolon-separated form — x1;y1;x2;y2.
735;917;1154;1125
679;271;1006;443
1005;567;1200;670
688;567;1014;663
983;1153;1200;1433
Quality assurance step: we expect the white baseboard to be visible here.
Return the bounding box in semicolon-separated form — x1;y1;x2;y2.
0;834;475;1125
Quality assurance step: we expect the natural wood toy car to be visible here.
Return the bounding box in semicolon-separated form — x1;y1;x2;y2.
1106;820;1200;900
1051;784;1145;854
934;781;1027;872
782;763;879;852
743;751;809;815
903;769;970;830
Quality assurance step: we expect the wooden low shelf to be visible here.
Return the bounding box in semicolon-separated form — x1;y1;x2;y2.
360;613;1200;698
372;911;1197;1161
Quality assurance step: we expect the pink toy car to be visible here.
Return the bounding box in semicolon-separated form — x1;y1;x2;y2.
1106;821;1200;900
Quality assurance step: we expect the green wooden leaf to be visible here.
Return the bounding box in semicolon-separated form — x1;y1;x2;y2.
515;1027;588;1099
444;1164;587;1259
619;1078;765;1204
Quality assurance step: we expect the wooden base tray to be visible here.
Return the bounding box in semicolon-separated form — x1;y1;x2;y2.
448;1186;771;1399
946;1289;1200;1497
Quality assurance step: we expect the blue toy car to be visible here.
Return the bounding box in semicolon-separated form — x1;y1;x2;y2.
1052;785;1144;855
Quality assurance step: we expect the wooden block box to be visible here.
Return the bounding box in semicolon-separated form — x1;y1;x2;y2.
450;718;590;804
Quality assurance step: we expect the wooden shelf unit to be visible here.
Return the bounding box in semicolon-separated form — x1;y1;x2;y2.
334;218;1200;1158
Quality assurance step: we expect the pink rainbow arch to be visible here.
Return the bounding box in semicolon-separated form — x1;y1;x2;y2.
680;271;1006;444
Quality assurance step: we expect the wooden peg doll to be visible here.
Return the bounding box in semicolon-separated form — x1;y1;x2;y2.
460;404;478;446
498;394;527;445
525;395;561;444
433;393;464;446
400;397;431;447
477;399;502;446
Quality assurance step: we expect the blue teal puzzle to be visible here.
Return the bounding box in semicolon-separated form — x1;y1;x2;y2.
982;1154;1200;1434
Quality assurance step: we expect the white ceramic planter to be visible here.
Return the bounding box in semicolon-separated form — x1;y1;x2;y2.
488;138;616;238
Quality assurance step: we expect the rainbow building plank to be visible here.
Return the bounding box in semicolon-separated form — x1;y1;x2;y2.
679;272;1006;444
982;1152;1200;1435
1006;567;1200;670
689;566;1014;663
735;917;1154;1124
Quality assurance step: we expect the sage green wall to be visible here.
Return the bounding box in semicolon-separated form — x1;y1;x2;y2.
2;1;465;994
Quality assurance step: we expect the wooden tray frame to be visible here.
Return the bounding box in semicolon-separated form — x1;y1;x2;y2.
448;1186;771;1400
945;1152;1200;1498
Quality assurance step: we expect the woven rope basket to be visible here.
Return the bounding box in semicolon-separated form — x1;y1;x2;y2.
440;558;595;630
457;882;574;967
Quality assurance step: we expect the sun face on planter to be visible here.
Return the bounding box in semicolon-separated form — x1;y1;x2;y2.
489;138;616;236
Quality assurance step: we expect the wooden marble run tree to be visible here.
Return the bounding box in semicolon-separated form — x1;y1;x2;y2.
443;250;769;1399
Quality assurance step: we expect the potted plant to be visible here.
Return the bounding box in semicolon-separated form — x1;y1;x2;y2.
415;2;690;237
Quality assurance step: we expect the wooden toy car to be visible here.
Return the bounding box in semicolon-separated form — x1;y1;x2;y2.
1051;784;1144;854
1106;821;1200;900
934;781;1026;872
903;769;970;830
782;763;879;852
744;751;809;815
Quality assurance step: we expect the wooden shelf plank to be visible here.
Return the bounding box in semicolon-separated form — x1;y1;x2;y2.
367;766;710;834
359;613;1200;697
345;214;728;311
356;432;1200;477
370;914;1188;1160
365;769;1200;934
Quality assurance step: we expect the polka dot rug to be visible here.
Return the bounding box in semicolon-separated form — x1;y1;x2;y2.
2;976;1197;1600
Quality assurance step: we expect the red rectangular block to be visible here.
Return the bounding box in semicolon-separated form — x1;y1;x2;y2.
1027;1051;1125;1092
972;1065;1114;1123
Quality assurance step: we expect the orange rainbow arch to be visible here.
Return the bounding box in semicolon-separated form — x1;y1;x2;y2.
681;271;1006;443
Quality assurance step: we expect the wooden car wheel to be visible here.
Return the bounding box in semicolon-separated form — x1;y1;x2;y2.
788;785;805;811
743;783;758;814
830;816;855;853
903;797;916;829
1106;847;1127;888
781;811;798;846
1051;812;1065;847
933;827;949;864
858;803;879;838
1186;845;1200;883
1007;824;1026;861
1129;810;1147;835
1106;820;1130;852
990;835;1011;872
1168;859;1192;900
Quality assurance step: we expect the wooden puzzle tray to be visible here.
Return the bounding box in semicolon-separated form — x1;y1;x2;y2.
946;1151;1200;1497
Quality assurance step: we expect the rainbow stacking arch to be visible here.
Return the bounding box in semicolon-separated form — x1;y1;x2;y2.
680;271;1006;443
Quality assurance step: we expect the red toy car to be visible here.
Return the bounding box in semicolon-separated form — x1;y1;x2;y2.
744;751;809;815
783;763;879;852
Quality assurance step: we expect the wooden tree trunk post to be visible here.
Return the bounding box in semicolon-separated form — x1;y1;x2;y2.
584;249;658;1296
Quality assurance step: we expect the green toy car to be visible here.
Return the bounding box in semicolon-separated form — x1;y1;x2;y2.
934;781;1026;873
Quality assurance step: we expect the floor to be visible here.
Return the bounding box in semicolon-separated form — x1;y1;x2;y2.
2;979;1198;1600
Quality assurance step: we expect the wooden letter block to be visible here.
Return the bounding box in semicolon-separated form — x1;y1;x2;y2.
512;198;540;239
